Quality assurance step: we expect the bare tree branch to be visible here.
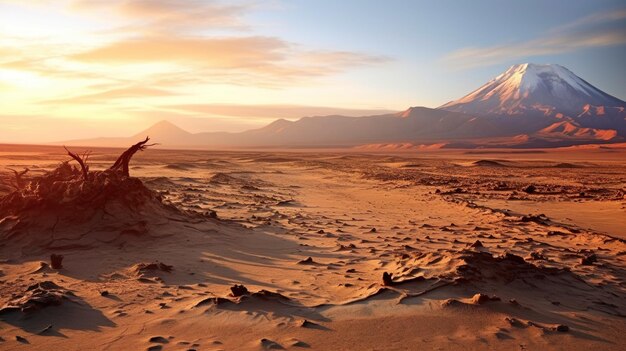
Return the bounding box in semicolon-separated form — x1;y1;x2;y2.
7;168;29;189
109;136;157;176
64;146;90;180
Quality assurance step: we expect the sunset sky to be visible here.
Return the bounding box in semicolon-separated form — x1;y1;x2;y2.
1;0;625;143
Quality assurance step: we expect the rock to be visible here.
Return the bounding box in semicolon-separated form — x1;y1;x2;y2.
300;320;319;328
149;336;169;344
0;281;71;314
230;284;249;297
15;336;28;344
471;293;501;304
522;185;536;194
297;257;315;265
529;251;546;260
555;324;569;332
520;214;548;224
502;253;526;264
50;254;64;269
100;291;109;297
260;338;284;350
291;339;310;347
505;317;524;328
369;227;377;233
581;253;597;265
441;298;462;307
382;272;394;286
470;240;483;248
135;262;173;275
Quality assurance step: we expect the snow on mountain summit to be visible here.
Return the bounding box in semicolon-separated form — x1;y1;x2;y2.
439;63;625;116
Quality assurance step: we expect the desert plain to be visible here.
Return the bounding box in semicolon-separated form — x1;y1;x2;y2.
0;144;625;351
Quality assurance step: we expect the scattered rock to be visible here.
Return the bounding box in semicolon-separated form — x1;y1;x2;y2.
555;324;569;332
519;214;548;225
471;293;501;304
15;336;28;344
134;262;173;275
230;284;249;297
382;272;394;286
292;340;310;348
529;251;546;260
260;338;284;350
50;254;64;269
581;253;597;265
0;281;72;314
149;336;169;344
297;257;315;265
502;253;525;264
505;317;525;328
470;240;483;248
441;298;462;307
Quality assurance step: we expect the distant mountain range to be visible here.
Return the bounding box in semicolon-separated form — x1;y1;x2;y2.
62;63;626;149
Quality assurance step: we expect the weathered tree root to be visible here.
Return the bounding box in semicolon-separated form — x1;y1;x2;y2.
64;146;90;180
7;168;29;189
110;136;158;177
0;137;163;227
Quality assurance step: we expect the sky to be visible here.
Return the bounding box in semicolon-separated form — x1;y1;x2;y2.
1;0;625;143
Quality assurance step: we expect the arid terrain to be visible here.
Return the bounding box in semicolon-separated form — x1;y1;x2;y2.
0;144;625;351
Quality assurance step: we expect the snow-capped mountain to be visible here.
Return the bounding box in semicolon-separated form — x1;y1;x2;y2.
439;63;625;117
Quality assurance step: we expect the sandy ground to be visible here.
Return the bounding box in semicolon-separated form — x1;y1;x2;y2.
0;145;625;350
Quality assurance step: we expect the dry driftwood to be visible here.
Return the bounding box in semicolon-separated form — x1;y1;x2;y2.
110;137;157;177
7;168;29;189
64;146;90;180
0;137;159;218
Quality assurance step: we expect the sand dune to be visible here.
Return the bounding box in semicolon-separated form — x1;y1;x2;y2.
0;145;625;350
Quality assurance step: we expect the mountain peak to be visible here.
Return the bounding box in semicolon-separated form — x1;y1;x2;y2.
133;120;191;139
439;63;625;117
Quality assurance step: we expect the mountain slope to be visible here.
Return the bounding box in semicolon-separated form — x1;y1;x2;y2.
537;121;617;141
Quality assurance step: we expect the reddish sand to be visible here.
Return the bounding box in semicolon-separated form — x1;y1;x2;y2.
0;145;625;350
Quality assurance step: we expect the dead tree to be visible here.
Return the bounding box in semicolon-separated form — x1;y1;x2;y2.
64;146;90;180
7;168;29;189
109;136;156;177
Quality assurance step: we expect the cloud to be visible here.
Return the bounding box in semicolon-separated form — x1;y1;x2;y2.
71;0;251;34
161;104;397;119
0;0;391;135
43;86;175;104
68;35;388;86
71;36;286;66
445;9;626;68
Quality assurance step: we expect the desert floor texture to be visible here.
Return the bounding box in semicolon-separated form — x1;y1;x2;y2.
0;145;625;351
